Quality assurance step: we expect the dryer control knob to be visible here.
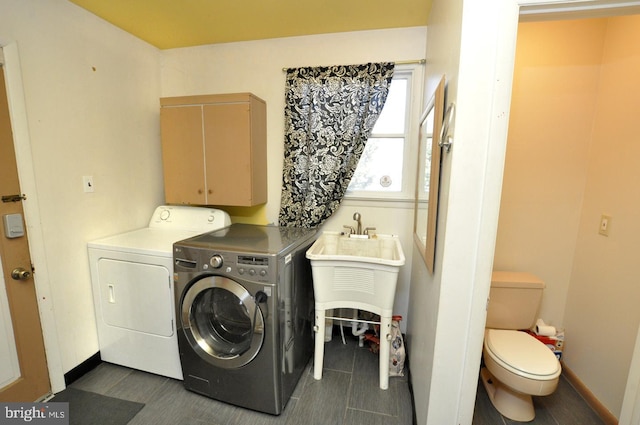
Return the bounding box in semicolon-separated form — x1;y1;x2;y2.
209;255;223;268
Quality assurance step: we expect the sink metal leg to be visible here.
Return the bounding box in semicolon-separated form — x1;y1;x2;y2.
313;308;326;381
379;315;392;390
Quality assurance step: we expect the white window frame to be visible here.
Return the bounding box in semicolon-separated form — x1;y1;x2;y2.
345;65;423;202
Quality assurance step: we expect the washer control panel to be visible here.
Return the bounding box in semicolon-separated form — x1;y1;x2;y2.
237;255;270;278
174;246;274;283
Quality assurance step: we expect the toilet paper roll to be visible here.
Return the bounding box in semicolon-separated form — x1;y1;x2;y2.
535;319;557;337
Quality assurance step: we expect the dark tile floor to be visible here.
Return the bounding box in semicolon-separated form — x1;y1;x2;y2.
473;371;606;425
68;334;413;425
63;333;604;425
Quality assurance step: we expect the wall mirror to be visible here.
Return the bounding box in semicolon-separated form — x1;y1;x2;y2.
414;76;446;274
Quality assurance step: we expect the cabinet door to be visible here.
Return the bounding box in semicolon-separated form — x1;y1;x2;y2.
203;103;253;206
160;105;206;204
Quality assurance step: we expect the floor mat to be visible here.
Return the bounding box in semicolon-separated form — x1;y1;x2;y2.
49;387;144;425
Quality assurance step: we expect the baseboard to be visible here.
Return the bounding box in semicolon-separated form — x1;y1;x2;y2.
561;362;618;425
63;352;102;386
398;333;416;425
403;339;417;425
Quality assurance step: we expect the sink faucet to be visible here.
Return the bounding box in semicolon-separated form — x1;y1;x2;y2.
344;212;374;237
353;212;362;235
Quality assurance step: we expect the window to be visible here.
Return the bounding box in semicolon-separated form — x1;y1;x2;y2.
346;66;421;200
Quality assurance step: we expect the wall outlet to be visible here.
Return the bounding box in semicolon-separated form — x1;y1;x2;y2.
599;214;611;236
83;176;94;193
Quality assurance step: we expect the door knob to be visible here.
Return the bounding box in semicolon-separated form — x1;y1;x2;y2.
11;267;31;281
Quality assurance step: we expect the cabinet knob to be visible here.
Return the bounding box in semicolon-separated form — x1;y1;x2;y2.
208;189;212;194
198;189;203;194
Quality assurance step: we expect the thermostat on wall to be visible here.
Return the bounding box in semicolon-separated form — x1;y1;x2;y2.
3;213;25;239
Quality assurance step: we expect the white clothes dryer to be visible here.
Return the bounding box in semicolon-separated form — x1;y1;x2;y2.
88;205;230;380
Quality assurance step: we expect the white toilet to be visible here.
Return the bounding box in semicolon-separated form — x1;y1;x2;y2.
481;271;562;422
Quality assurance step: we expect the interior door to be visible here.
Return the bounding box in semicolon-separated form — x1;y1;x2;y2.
0;66;50;401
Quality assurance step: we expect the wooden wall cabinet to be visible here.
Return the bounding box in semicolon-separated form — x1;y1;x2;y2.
160;93;267;207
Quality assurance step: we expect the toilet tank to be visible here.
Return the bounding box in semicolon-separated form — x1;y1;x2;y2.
486;271;545;330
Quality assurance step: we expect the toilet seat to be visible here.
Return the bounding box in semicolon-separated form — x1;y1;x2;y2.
485;329;560;380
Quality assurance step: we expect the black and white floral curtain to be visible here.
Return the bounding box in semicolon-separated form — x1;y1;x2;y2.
278;62;395;228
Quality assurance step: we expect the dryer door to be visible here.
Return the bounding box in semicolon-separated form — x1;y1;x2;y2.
180;275;265;369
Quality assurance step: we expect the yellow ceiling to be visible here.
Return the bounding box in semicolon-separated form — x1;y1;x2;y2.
69;0;431;49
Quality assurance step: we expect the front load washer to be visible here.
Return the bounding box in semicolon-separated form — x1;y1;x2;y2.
173;223;317;415
88;205;230;380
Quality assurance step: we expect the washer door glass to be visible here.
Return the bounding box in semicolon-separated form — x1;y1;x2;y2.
181;275;264;369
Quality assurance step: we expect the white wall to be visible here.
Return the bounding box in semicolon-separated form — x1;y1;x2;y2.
160;27;427;325
407;1;520;424
494;18;606;328
0;0;162;387
406;0;463;423
564;15;640;417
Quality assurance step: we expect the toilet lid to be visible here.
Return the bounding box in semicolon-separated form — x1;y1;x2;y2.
485;329;560;378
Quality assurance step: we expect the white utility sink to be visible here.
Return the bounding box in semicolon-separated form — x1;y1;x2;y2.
306;231;405;267
305;230;405;316
306;231;406;390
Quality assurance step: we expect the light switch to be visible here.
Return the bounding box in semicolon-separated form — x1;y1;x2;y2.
599;214;611;236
